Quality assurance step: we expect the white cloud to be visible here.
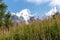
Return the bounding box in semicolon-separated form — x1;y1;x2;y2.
26;0;60;6
49;0;60;7
26;0;50;5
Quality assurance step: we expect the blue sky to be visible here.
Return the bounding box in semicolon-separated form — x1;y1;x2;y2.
4;0;60;18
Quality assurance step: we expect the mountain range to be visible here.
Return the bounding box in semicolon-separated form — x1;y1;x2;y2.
11;6;58;24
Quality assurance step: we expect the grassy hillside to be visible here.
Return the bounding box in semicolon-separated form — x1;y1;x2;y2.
0;13;60;40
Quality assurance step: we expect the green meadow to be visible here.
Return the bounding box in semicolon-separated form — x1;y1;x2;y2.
0;13;60;40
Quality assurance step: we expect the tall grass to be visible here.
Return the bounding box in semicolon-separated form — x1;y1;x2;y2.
0;15;60;40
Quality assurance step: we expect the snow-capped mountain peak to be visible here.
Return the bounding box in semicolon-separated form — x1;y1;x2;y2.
11;9;35;24
45;6;58;17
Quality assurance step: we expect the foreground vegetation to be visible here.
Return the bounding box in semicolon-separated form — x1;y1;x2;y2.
0;13;60;40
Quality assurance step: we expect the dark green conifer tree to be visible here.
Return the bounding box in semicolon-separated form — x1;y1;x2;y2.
0;0;13;30
0;0;7;26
